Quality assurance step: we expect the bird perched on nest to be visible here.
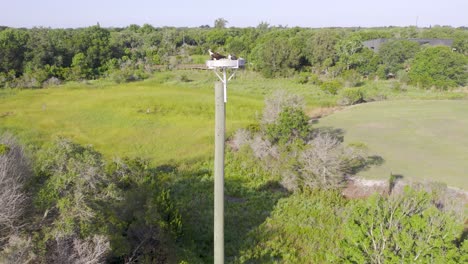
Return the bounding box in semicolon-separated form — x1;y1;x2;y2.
208;49;226;60
228;54;237;60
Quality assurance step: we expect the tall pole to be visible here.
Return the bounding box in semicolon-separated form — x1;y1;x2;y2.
214;81;225;264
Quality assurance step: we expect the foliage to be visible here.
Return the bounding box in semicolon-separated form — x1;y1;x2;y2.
34;138;112;236
378;40;420;73
239;189;346;263
31;139;182;262
0;235;36;263
337;87;365;105
214;18;228;29
335;34;364;70
341;69;363;87
250;31;301;77
265;107;310;145
342;187;464;263
408;46;468;89
0;29;29;74
320;80;342;95
0;134;31;245
0;25;467;88
297;133;367;189
106;58;151;83
261;90;304;124
303;29;340;68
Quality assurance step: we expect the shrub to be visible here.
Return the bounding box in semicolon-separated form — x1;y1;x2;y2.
262;90;304;125
34;138;112;236
308;73;323;85
230;129;252;151
298;133;366;189
320;80;342;95
0;235;36;263
337;87;365;105
361;85;387;102
296;72;310;84
42;77;62;87
108;59;151;84
266;107;310;145
0;134;31;244
341;70;362;87
45;234;110;264
179;74;191;82
396;69;409;84
239;189;346;263
343;188;465;263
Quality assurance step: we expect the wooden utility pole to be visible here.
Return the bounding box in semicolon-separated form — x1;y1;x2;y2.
206;57;244;264
214;81;225;264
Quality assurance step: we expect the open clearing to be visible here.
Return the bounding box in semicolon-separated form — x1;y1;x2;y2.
317;100;468;190
0;77;262;165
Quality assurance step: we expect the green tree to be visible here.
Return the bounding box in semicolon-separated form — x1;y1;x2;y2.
303;29;340;68
73;25;112;78
0;28;29;74
378;40;420;73
266;107;309;145
250;31;301;77
335;34;363;70
67;52;89;80
343;188;464;263
408;46;468;89
214;18;228;29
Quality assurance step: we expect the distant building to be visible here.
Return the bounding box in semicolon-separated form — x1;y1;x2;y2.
363;38;453;52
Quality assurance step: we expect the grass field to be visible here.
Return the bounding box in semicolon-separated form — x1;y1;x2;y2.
0;73;265;165
316;100;468;190
1;70;467;182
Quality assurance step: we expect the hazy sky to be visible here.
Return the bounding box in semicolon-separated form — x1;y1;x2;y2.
1;0;467;28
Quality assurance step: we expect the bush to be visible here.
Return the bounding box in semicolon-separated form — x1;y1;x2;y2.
107;59;151;84
341;70;362;87
239;189;346;263
34;138;112;236
320;80;342;95
42;77;62;87
266;107;310;145
262;90;304;125
337;87;365;105
0;134;31;244
0;235;36;263
361;84;388;102
297;133;366;189
296;72;311;84
34;139;181;261
343;188;465;263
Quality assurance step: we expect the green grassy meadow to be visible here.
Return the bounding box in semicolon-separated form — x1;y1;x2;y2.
317;100;468;190
0;72;265;165
1;70;467;187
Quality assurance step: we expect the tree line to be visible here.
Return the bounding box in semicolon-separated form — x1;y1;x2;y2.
0;23;467;89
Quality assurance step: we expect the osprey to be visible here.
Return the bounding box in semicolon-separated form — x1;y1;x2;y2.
208;49;226;60
228;54;237;60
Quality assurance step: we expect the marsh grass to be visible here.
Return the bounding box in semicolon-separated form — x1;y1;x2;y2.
0;70;466;168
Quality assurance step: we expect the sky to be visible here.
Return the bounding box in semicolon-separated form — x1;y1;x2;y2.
1;0;467;28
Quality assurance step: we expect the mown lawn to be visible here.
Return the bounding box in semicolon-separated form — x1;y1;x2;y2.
316;100;468;190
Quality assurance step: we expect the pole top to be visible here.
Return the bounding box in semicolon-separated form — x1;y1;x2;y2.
206;59;245;69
